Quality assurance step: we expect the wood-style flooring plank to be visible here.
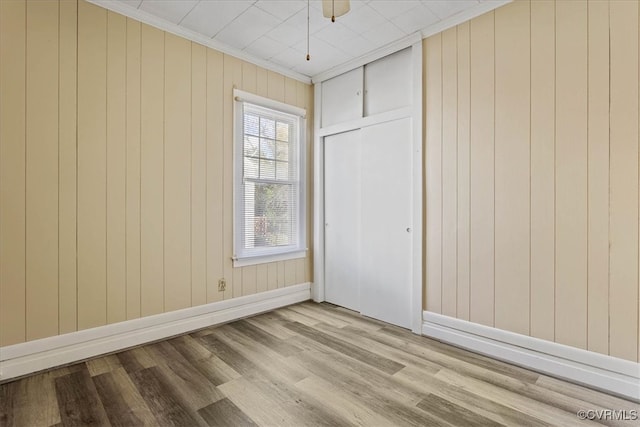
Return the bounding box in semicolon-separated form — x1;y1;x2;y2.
92;367;158;426
417;333;541;383
314;322;442;375
219;374;349;427
4;371;61;427
435;369;602;427
283;320;405;375
191;353;242;387
379;324;541;383
129;366;207;427
286;303;351;329
299;302;383;333
214;324;307;384
198;334;256;375
370;325;544;390
191;325;223;339
394;366;553;427
244;311;300;340
294;375;397;426
217;377;302;426
416;393;503;427
198;398;258;427
228;319;303;357
168;334;212;363
330;304;394;328
116;346;156;374
273;306;321;326
86;354;123;377
54;369;110;426
289;339;449;426
144;341;224;411
535;375;640;413
0;379;14;427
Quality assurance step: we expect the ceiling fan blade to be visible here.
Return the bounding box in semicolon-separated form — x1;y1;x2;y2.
322;0;350;19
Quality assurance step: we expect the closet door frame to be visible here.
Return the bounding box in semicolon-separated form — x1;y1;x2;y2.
313;39;423;334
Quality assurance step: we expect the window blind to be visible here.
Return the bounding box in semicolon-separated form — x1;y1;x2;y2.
234;97;305;262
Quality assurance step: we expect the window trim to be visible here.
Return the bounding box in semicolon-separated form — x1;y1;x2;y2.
232;89;307;267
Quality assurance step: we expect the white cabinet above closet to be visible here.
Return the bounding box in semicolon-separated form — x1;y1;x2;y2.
320;47;413;130
321;67;363;128
364;47;412;116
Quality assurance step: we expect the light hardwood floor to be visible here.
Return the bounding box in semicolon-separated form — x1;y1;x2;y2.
0;302;638;426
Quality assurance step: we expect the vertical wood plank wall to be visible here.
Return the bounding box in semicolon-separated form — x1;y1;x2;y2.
424;0;640;362
25;0;60;341
0;0;314;346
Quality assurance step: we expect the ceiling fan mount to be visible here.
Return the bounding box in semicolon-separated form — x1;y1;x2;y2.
322;0;351;22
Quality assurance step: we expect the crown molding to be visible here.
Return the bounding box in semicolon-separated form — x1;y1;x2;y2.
87;0;512;87
86;0;313;84
311;0;512;83
311;32;422;83
421;0;512;39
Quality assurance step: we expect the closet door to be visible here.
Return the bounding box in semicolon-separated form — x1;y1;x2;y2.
324;129;361;311
359;118;413;328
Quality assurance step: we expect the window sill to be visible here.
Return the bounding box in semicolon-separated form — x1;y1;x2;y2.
232;250;307;268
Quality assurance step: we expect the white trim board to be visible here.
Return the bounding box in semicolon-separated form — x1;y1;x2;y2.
88;1;511;86
311;1;512;84
311;33;422;84
0;283;311;382
86;0;311;84
410;40;423;335
423;311;640;402
312;82;325;303
317;106;413;138
420;0;512;39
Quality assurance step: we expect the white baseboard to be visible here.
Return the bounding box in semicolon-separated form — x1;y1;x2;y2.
0;283;311;381
422;311;640;402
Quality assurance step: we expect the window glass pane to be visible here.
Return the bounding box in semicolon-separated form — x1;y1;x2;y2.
276;122;290;141
244;135;259;157
244;156;259;179
260;159;276;179
276;161;289;180
276;141;288;161
260;117;275;139
260;138;275;160
237;99;304;259
248;183;293;248
268;218;293;245
244;114;259;136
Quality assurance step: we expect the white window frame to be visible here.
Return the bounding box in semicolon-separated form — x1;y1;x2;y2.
233;89;307;267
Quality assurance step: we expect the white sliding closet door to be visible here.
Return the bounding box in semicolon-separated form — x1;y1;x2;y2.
324;119;412;328
324;130;361;312
359;118;412;328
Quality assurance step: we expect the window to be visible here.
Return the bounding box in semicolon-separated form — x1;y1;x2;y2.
233;90;306;266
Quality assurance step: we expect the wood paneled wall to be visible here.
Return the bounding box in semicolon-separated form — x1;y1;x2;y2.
0;0;313;346
424;0;639;362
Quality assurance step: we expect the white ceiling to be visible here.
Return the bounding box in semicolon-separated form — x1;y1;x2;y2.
104;0;500;80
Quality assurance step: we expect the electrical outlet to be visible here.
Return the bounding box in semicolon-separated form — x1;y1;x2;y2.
218;278;226;292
